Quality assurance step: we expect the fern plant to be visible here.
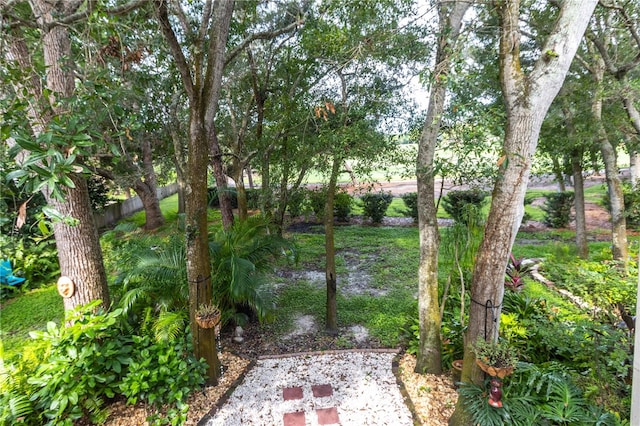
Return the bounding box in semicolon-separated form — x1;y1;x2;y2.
459;362;623;426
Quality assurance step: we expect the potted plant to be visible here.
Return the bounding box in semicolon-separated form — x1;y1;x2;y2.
195;303;221;329
472;337;517;379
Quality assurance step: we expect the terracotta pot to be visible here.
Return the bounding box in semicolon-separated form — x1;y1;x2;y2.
475;358;514;379
451;359;464;384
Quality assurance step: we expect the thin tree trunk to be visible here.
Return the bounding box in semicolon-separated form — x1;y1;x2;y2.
629;148;639;188
591;59;628;265
415;0;471;375
235;172;248;221
562;102;588;258
551;156;567;192
571;148;588;258
211;127;235;229
134;138;165;230
325;157;340;335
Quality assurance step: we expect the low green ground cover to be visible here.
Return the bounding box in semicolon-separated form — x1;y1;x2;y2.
1;183;635;425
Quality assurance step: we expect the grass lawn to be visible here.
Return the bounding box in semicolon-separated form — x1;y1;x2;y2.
1;285;63;361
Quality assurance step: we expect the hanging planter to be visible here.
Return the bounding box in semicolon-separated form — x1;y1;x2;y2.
475;358;514;379
471;337;518;408
195;303;221;329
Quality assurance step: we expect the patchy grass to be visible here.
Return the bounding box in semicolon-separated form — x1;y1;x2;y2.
1;285;63;361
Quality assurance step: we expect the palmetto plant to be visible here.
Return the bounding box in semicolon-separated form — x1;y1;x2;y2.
209;215;296;326
114;235;190;341
115;215;295;339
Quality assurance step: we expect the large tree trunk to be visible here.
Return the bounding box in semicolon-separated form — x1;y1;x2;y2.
415;0;471;375
131;180;165;230
48;177;110;311
450;0;598;423
6;1;111;311
186;119;220;385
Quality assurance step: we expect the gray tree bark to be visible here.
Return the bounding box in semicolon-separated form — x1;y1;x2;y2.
415;0;471;375
450;0;598;423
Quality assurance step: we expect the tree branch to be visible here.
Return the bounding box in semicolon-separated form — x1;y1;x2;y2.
58;0;148;26
224;19;303;67
153;0;195;102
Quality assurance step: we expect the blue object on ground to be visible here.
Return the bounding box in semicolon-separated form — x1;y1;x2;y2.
0;259;26;286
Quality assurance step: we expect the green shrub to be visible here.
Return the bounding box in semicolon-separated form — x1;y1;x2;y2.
25;301;133;425
0;235;59;297
542;191;574;228
360;191;393;224
119;335;206;425
334;190;353;222
602;182;640;229
458;362;622;426
1;300;208;426
307;187;327;219
287;189;307;217
245;188;260;210
209;215;296;325
400;192;418;222
87;175;112;213
442;189;487;225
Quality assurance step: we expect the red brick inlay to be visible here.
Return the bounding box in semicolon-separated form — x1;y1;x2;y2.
316;407;340;425
283;386;304;401
283;411;306;426
311;384;333;398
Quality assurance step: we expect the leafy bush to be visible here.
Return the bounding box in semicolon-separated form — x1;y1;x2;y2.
334;190;353;222
458;362;622;426
245;188;260;210
360;191;393;224
442;189;487;225
210;215;296;325
87;175;112;212
602;182;640;229
287;189;307;217
207;187;238;209
307;187;327;219
119;335;206;424
0;234;59;292
400;192;418;222
542;191;574;228
504;254;533;292
25;301;133;425
1;300;207;426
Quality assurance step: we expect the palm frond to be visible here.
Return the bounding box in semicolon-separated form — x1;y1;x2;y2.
153;310;188;342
